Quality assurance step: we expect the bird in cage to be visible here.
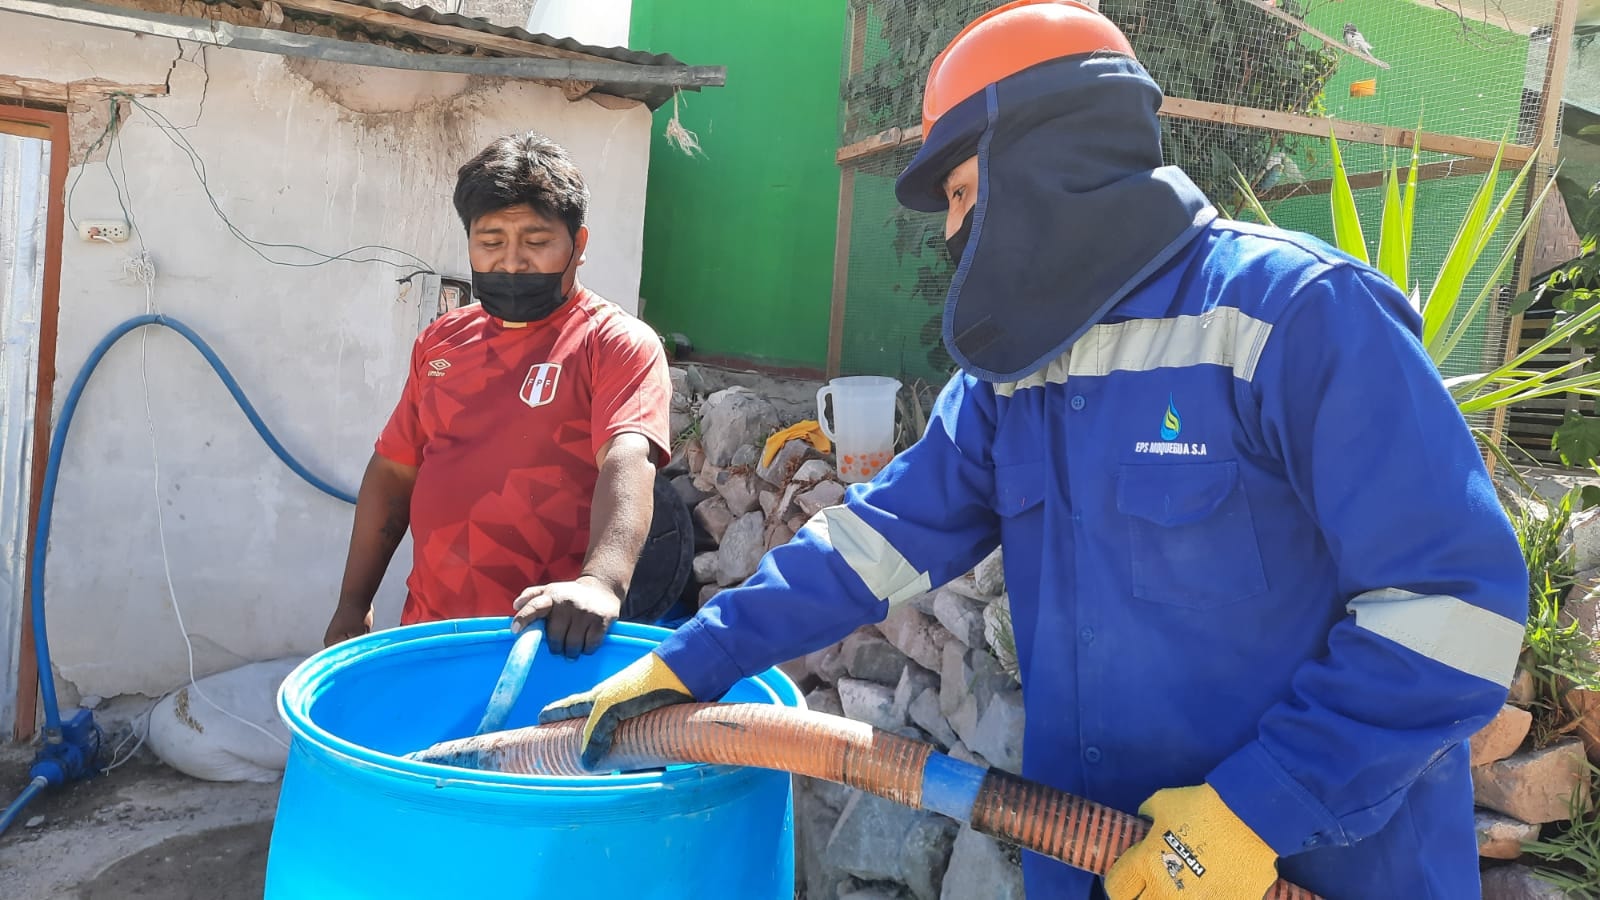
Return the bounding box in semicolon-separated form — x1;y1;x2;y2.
1258;152;1303;193
1344;22;1376;57
1350;78;1377;98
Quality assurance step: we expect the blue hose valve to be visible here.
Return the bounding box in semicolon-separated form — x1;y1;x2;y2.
0;710;99;837
31;709;101;788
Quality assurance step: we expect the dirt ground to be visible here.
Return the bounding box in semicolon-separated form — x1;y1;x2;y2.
0;744;278;899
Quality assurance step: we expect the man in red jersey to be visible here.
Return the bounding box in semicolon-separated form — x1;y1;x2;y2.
323;132;672;658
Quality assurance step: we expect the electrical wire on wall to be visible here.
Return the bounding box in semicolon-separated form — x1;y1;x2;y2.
66;42;438;277
61;39;437;769
91;201;291;774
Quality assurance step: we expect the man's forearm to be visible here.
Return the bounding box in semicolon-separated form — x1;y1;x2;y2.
580;434;656;600
337;454;418;611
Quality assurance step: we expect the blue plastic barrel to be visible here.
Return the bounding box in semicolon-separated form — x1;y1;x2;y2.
267;618;801;898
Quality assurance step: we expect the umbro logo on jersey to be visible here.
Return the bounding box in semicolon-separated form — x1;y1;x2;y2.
520;363;562;408
427;359;450;377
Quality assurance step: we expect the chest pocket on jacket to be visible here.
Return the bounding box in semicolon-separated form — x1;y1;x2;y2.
1116;460;1268;609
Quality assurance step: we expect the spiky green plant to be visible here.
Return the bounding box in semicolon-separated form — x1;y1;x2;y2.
1234;128;1600;420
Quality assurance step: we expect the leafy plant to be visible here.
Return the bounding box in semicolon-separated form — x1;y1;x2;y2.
1511;489;1578;610
1506;488;1600;750
1523;575;1599;749
1515;236;1600;466
1524;763;1600;894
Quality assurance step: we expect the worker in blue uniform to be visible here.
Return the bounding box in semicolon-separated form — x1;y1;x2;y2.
536;2;1528;897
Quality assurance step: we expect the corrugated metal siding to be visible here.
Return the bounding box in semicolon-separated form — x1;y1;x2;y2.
0;131;49;740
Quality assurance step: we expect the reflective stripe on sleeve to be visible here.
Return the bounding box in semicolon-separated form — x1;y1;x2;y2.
1348;588;1523;686
802;505;932;606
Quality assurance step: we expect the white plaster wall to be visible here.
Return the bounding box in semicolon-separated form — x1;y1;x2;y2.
1;11;652;701
524;0;633;50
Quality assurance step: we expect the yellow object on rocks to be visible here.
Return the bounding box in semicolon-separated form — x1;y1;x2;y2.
761;420;832;467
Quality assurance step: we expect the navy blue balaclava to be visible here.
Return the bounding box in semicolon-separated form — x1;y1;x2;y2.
895;52;1216;383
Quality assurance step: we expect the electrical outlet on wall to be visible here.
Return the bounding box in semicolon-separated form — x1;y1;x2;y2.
79;219;130;243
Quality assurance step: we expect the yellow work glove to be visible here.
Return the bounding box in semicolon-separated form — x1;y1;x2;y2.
538;652;693;770
1103;784;1278;900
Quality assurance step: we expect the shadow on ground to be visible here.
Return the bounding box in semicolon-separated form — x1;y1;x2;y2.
77;821;272;899
0;745;278;900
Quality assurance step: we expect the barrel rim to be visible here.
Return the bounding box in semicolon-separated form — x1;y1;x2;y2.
278;617;804;793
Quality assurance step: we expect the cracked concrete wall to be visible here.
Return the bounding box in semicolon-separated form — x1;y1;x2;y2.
0;10;651;703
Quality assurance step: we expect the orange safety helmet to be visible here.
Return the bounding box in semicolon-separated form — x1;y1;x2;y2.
896;0;1138;211
920;0;1136;139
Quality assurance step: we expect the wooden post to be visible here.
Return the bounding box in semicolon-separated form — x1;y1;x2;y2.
1486;0;1578;474
827;167;856;380
829;0;868;380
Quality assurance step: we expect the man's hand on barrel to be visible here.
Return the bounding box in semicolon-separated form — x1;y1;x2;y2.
511;575;622;659
538;651;694;769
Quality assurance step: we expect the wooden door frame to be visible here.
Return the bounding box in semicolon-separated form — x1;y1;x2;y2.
1;103;67;742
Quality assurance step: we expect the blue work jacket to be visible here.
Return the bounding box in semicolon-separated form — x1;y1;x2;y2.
658;219;1527;899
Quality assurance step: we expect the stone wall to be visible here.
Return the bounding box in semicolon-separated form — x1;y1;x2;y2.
666;365;1025;899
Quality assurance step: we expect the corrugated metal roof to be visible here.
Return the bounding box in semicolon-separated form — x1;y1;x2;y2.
5;0;718;108
337;0;688;69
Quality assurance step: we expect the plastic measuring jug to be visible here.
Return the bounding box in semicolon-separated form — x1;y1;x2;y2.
816;376;902;483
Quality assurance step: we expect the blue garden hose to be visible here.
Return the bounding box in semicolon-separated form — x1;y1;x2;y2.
474;623;545;736
3;313;355;839
0;778;47;834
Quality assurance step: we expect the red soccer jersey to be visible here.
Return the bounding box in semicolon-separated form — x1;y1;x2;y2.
375;287;671;624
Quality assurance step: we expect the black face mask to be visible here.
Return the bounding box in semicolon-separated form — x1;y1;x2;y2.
471;270;566;323
945;205;975;267
471;248;574;323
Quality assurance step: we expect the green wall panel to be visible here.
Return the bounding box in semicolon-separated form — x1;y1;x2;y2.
630;0;848;369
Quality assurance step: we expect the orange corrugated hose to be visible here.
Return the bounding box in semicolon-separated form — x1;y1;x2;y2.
410;703;1321;900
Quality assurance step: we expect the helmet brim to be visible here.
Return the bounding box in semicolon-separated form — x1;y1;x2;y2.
894;90;988;214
